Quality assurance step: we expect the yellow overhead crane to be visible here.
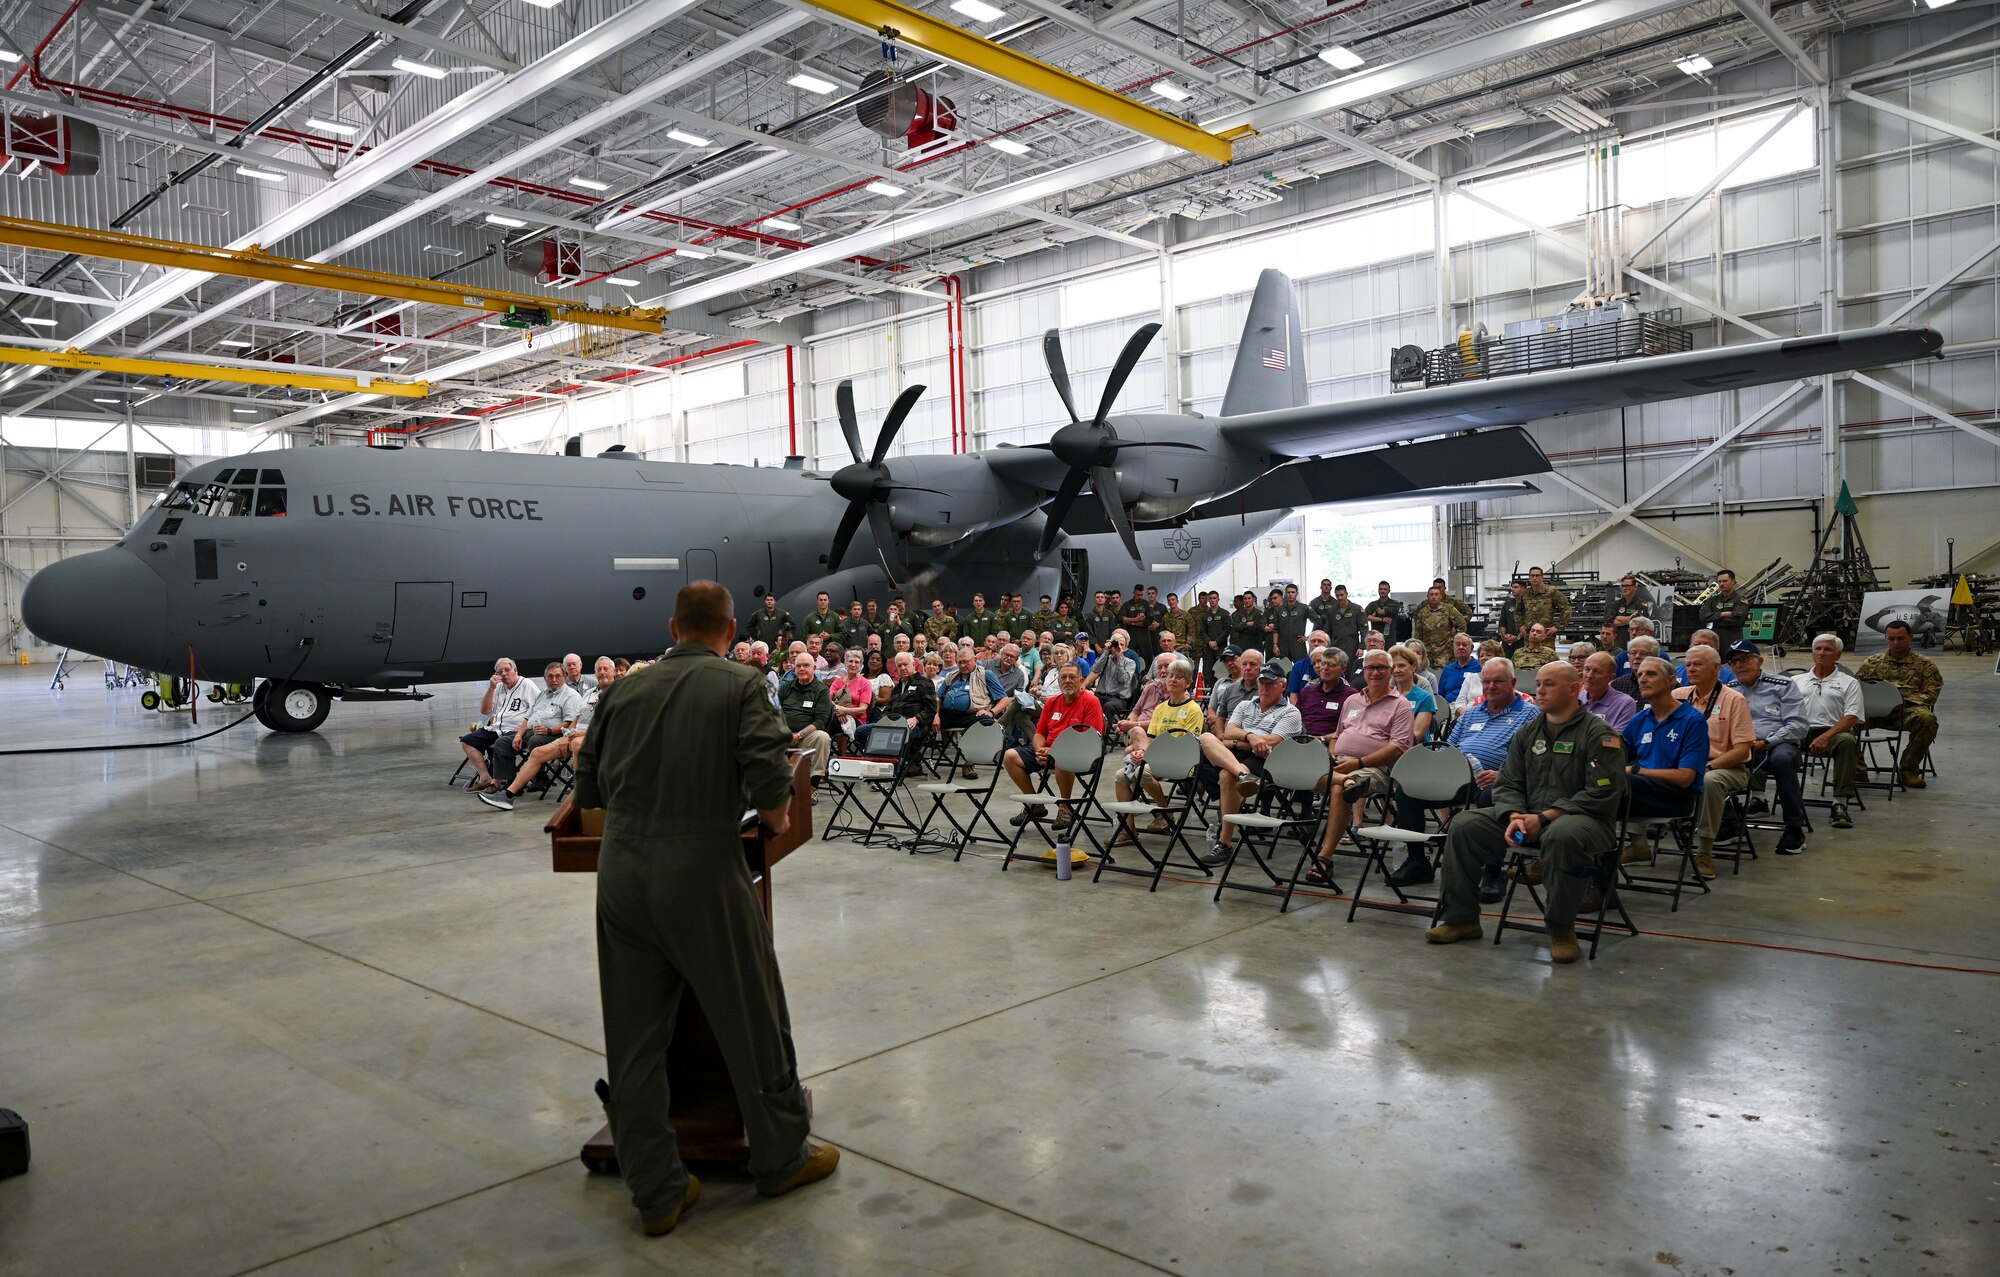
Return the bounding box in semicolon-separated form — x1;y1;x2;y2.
794;0;1236;163
0;214;667;335
0;345;431;397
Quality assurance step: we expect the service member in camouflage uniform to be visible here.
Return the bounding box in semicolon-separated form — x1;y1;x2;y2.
1163;592;1199;656
1853;619;1943;787
1697;568;1750;649
1513;623;1559;672
1424;660;1627;965
747;593;792;648
961;594;997;647
1496;580;1527;649
923;598;959;645
576;581;838;1231
1410;584;1463;668
1030;594;1061;636
1519;566;1572;637
1609;575;1652;651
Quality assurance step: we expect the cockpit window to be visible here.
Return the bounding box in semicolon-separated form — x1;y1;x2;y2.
157;483;198;512
255;488;288;517
165;475;288;516
259;469;285;485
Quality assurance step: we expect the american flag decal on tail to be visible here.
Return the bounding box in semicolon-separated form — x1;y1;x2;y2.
1262;348;1289;370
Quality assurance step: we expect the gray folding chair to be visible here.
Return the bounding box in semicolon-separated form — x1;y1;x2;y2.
907;722;1011;858
1347;743;1472;923
1495;793;1639;961
1213;736;1332;911
1096;730;1213;891
1855;679;1908;801
1000;725;1108;872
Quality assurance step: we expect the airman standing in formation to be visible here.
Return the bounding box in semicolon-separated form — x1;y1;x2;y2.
1518;566;1572;637
1609;575;1652;651
924;598;959;644
747;592;792;648
1274;584;1311;663
1410;583;1463;668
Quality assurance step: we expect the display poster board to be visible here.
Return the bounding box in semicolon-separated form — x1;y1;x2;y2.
1855;589;1950;652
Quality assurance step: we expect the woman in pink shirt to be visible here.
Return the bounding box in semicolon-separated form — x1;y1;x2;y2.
1671;645;1752;879
829;650;875;744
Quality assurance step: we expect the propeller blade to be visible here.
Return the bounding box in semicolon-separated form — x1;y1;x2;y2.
870;383;926;467
866;501;906;588
1093;321;1162;425
1035;466;1090;559
881;483;950;496
826;500;866;574
1042;328;1080;423
835;381;864;464
1104;438;1207;452
1091;464;1142;563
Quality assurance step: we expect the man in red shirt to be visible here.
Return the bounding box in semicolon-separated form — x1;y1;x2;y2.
1002;663;1106;830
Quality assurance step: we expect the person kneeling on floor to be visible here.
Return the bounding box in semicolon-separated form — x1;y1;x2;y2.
1425;662;1627;964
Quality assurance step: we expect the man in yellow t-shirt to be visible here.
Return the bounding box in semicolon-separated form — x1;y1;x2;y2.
1110;657;1204;841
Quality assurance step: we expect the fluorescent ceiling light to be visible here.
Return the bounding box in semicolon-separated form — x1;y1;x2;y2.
485;213;526;227
762;215;801;230
521;0;563;7
1318;45;1364;71
219;339;254;349
675;246;711;259
568;175;610;191
421;243;462;257
392;57;447;79
181;202;228;216
380;355;409;366
865;180;905;196
236;166;284;182
1924;0;1957;7
233;408;259;415
1675;54;1713;76
987;137;1031;156
950;0;1006;21
93;397;120;404
0;50;23;64
305;117;357;136
478;321;509;330
21;316;57;327
605;276;640;287
666;128;710;146
1150;81;1192;102
787;71;838;95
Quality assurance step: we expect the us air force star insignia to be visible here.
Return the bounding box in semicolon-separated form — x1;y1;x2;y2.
1165;527;1201;561
1531;738;1548;756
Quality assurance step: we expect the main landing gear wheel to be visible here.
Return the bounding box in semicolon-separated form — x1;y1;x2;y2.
256;680;331;733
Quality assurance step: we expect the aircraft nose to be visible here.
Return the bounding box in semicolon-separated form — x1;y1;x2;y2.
22;551;166;666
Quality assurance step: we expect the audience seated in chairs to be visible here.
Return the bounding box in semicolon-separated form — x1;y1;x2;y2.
459;657;539;792
1580;651;1638;731
1110;658;1203;842
1618;655;1709;871
778;651;840;783
1002;663;1106;831
1726;640;1810;855
1387;657;1538;889
562;652;594;691
1613;635;1661;701
1206;646;1257;732
1389;644;1438;741
1304;649;1416;885
1194;662;1304;867
937;647;1007;736
1674;645;1752;880
481;658;618;810
1793;633;1863;828
1676;628;1739;686
1294;645;1355;742
1436;633;1480;705
858;652;937;759
1424;661;1628;965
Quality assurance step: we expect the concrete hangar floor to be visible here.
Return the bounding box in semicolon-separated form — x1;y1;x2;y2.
0;657;1994;1277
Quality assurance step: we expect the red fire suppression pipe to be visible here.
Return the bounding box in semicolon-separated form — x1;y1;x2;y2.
944;274;968;453
785;343;799;456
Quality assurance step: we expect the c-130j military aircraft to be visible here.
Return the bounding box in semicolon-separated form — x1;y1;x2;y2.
22;269;1940;732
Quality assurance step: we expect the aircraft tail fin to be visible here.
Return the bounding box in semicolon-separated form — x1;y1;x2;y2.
1219;269;1307;417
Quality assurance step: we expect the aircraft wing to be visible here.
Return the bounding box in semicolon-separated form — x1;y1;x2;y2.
1218;326;1942;457
1060;426;1551;534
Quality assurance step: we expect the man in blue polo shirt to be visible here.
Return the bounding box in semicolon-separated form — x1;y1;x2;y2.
1436;632;1481;705
1620;655;1709;863
1287;630;1331;696
1674;629;1738;687
1388;657;1539;887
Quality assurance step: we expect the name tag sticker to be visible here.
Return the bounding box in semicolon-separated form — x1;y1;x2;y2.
1640;733;1654;745
1469;722;1484;731
1052;712;1064;723
801;700;813;708
1553;741;1574;755
1597;777;1612;786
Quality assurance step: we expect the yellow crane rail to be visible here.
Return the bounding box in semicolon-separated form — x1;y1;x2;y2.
794;0;1233;164
0;345;431;398
0;215;666;334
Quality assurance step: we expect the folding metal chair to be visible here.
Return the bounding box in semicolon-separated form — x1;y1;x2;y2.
1710;784;1760;874
1855;679;1908;802
1095;730;1214;891
821;715;921;848
1213;737;1332;911
1000;726;1108;872
1493;797;1638;961
907;722;1013;858
1347;743;1472;923
1616;800;1708;912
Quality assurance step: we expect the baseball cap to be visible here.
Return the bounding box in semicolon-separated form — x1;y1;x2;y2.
1220;645;1243;659
1075;631;1091;643
1726;639;1761;658
1256;665;1286;682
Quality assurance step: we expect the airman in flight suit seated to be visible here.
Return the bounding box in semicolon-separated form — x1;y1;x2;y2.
1425;662;1627;965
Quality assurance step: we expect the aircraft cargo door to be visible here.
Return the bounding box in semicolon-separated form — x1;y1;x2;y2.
686;548;718;586
388;581;453;663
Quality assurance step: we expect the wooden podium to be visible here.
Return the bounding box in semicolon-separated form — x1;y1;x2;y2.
547;752;814;1172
